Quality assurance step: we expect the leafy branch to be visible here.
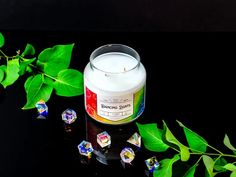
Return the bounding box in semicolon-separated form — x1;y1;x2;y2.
137;121;236;177
0;32;84;109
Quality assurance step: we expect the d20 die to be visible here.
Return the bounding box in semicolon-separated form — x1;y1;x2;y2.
62;108;77;124
35;100;48;119
78;140;93;158
145;156;159;172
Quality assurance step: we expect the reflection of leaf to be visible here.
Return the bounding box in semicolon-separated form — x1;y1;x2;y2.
53;69;83;96
22;43;35;56
163;121;190;161
37;44;74;76
18;57;36;75
0;65;6;82
1;59;20;88
224;134;236;153
22;74;53;109
177;120;208;153
136;123;169;152
154;154;180;177
0;32;4;48
183;163;198;177
203;155;217;177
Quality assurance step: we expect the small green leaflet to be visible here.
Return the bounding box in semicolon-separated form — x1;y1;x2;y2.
177;120;208;153
231;171;236;177
53;69;84;97
22;74;53;109
223;163;236;171
0;32;4;48
163;121;190;161
223;164;236;177
22;43;35;56
0;65;6;82
18;57;36;75
1;59;20;88
37;44;74;77
154;154;180;177
224;134;236;153
136;122;169;152
203;155;217;177
214;157;227;172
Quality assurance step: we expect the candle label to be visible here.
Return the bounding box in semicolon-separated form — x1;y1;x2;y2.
85;86;145;124
97;93;133;121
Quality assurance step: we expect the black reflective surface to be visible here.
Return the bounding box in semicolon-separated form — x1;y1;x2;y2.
0;31;235;177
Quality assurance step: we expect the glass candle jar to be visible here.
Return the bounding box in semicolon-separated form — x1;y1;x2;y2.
84;44;146;125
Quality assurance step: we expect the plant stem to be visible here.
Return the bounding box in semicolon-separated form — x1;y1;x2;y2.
0;49;8;59
28;64;37;69
194;155;203;166
207;144;224;155
170;146;180;153
214;154;222;163
28;63;57;81
42;73;57;80
190;152;236;158
0;50;18;61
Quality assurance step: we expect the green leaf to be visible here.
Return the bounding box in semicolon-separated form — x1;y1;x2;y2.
22;43;35;56
43;76;54;87
223;163;236;172
26;66;33;73
37;44;74;76
22;74;53;109
153;154;180;177
203;155;217;177
0;68;4;82
0;65;6;82
177;120;208;153
24;75;33;93
1;59;20;88
163;121;190;161
183;164;199;177
0;32;4;48
136;123;169;152
214;157;227;172
18;57;36;75
53;69;83;97
231;171;236;177
224;134;236;152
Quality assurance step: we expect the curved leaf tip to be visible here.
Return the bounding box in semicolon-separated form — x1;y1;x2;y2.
0;32;5;48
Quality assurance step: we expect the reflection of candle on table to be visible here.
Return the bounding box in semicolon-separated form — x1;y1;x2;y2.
84;44;146;125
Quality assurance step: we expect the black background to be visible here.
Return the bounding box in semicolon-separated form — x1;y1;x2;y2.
0;31;235;177
0;0;236;176
1;0;236;31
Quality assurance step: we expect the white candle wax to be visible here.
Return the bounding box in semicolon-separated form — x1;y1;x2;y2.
84;45;146;124
85;52;145;93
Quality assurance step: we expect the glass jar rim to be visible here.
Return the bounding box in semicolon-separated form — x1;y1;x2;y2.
89;44;141;74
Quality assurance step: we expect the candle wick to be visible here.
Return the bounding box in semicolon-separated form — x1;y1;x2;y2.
124;67;126;72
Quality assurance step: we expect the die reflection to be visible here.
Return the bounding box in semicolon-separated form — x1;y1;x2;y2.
85;113;138;166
